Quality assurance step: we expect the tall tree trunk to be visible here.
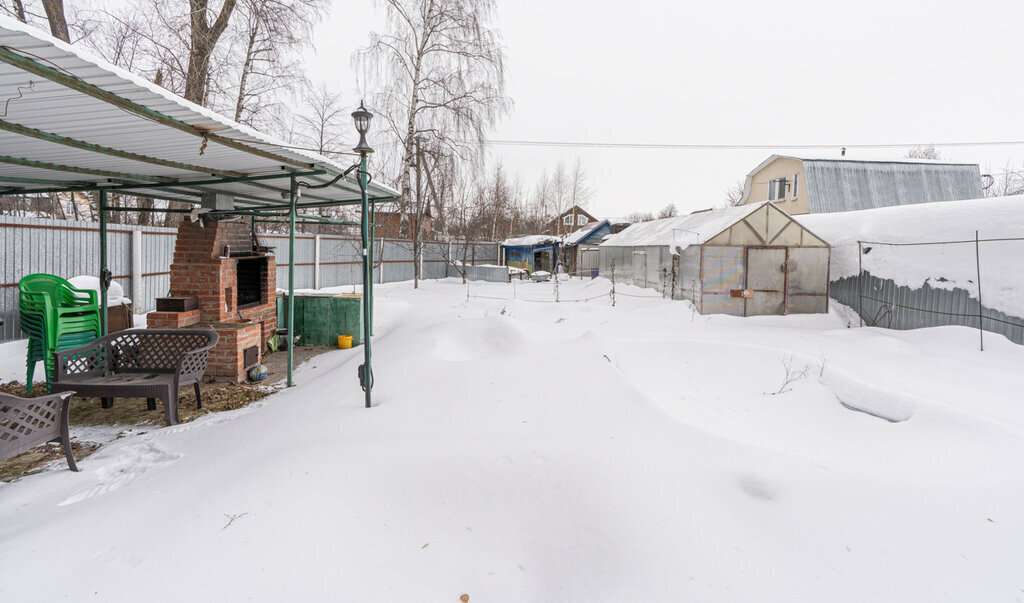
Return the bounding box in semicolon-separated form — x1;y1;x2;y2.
11;0;26;23
234;20;259;121
41;0;70;42
185;0;237;105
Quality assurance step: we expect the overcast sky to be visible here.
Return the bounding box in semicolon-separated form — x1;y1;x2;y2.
312;0;1023;218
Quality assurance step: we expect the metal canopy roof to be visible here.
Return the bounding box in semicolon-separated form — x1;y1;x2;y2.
0;16;400;209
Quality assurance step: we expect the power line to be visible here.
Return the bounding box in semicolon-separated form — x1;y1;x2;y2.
483;139;1024;150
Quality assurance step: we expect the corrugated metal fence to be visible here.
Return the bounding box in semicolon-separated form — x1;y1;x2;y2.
0;215;499;342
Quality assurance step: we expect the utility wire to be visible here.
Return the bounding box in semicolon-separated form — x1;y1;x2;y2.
483;139;1024;150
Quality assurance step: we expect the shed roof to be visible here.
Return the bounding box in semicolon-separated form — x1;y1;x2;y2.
0;17;399;209
600;202;767;249
502;235;559;247
562;220;609;245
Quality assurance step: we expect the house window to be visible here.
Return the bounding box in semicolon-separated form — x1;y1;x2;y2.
768;177;787;201
791;173;799;200
563;215;573;225
577;215;588;225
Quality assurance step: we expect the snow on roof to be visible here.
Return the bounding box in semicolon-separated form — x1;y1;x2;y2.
562;220;608;245
745;155;978;178
599;203;766;249
502;234;558;247
795;196;1024;317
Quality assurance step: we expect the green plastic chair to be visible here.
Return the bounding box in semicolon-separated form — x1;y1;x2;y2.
18;274;102;392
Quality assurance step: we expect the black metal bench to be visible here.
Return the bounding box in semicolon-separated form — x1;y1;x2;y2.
0;391;78;471
53;329;219;426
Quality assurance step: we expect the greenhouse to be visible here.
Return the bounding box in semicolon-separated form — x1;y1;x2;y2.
599;202;831;316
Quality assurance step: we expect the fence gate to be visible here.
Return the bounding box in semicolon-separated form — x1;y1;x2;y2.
579;247;600;275
745;247;787;316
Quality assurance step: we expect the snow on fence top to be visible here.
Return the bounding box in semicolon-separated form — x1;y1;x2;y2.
796;196;1024;316
599;202;766;250
502;235;558;247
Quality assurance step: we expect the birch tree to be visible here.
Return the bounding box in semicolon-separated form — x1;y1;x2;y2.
355;0;510;285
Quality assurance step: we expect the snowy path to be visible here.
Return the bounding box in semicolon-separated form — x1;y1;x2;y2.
2;278;1023;601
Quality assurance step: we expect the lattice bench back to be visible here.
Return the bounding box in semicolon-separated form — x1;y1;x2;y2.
58;329;218;379
0;392;72;461
110;330;216;373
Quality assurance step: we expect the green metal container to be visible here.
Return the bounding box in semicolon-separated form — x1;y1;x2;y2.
276;293;364;346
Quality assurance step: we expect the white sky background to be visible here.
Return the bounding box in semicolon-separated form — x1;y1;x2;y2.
306;0;1024;219
42;0;1016;219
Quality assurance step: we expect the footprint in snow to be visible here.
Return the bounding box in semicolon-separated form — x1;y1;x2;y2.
59;441;182;506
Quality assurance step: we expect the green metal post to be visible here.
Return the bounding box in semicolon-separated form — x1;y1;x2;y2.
359;153;373;408
287;176;297;387
369;185;376;336
98;189;108;336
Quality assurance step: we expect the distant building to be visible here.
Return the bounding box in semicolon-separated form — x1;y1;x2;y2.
501;235;560;273
739;155;984;215
546;205;596;236
559;220;611;274
372;202;431;239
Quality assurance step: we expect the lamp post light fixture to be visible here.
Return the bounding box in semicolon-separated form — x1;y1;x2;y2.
352;100;374;155
353;101;374;408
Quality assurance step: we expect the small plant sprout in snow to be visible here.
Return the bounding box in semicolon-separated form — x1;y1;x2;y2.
767;355;811;395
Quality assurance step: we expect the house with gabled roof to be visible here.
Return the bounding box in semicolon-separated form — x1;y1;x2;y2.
739;154;984;215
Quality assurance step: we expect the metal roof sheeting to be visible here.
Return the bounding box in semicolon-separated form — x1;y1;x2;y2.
740;154;982;212
600;202;765;248
0;16;399;207
802;160;983;214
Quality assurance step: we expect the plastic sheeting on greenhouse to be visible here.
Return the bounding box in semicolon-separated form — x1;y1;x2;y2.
599;202;831;316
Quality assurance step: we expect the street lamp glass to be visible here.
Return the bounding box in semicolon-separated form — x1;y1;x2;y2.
352;102;372;135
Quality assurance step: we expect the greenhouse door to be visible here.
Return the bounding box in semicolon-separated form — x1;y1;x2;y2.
632;251;647;288
745;247;787;316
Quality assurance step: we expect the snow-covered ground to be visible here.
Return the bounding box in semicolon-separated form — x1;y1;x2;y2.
2;278;1023;601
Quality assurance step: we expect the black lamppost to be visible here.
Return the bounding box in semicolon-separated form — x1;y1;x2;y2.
353;101;374;408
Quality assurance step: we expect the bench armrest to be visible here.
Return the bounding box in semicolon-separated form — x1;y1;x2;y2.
176;347;211;383
55;338;108;381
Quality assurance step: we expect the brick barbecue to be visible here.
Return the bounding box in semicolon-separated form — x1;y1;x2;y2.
149;200;276;382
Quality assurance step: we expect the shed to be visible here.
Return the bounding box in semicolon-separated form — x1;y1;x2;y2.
599;202;831;316
501;235;560;273
560;220;610;274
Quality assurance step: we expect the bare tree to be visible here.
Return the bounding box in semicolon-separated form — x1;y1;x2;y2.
42;0;69;42
355;0;511;285
625;210;654;223
231;0;325;127
722;178;746;207
905;144;942;160
9;0;27;22
184;0;238;104
657;203;678;219
984;160;1024;198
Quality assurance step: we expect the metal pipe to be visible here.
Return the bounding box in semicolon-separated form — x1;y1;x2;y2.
975;231;984;351
8;170;326;197
131;230;143;315
857;241;864;328
287;176;297;387
99;189;108;335
359;152;372;408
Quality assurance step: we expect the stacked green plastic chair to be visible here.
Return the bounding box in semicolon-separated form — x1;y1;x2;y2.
18;274;102;392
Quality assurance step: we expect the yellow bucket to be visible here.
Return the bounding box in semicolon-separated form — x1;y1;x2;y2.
337;335;353;349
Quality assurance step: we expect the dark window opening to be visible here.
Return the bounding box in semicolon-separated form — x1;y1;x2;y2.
236;257;267;308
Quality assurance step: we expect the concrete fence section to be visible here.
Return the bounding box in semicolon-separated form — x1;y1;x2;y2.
0;215;500;342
